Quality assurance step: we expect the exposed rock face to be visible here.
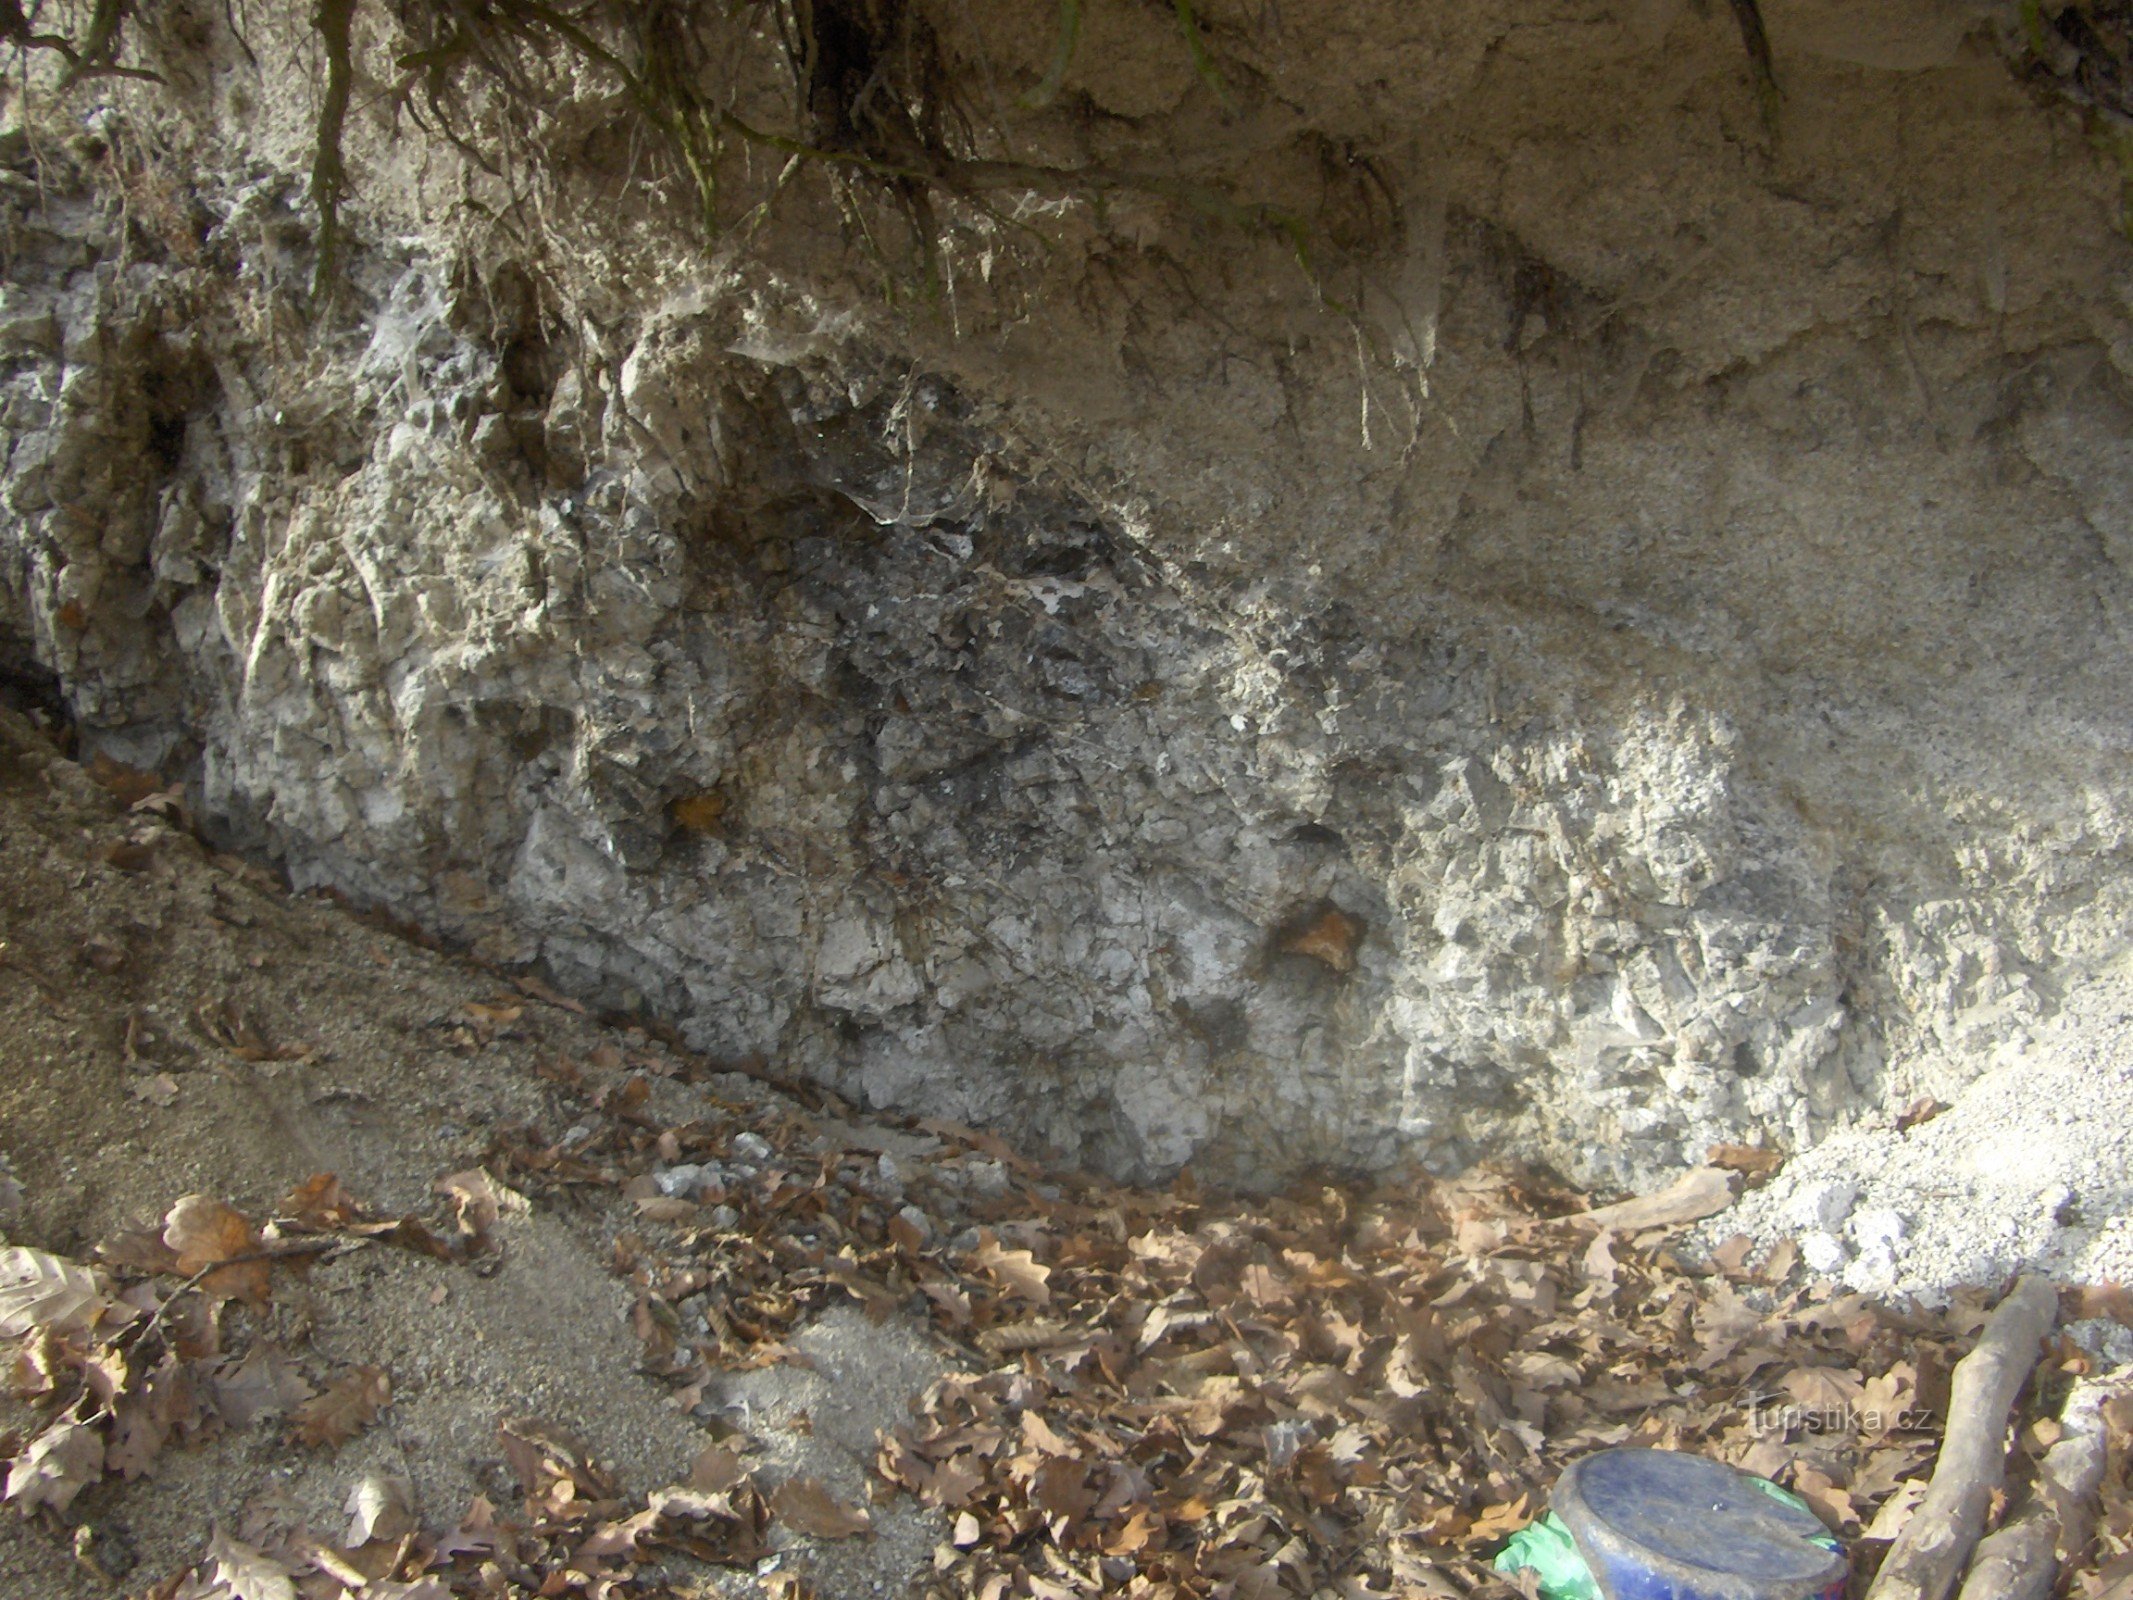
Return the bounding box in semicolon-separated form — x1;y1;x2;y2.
2;0;2129;1190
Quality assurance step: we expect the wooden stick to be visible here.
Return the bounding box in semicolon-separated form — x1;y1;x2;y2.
1867;1276;2059;1600
1953;1373;2122;1600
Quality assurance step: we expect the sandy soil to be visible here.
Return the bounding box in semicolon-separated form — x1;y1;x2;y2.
0;701;955;1597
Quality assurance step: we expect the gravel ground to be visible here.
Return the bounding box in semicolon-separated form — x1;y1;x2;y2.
1697;955;2133;1330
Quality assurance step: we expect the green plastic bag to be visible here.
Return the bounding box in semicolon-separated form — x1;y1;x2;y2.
1492;1475;1840;1600
1493;1512;1601;1600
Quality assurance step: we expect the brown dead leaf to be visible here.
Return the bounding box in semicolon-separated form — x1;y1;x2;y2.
1104;1505;1167;1557
434;1167;528;1244
1761;1236;1800;1283
1467;1495;1533;1542
131;784;190;827
576;1505;662;1559
770;1475;873;1539
1696;1281;1765;1367
1030;1455;1098;1526
346;1470;417;1545
512;972;587;1013
86;752;166;807
1708;1144;1785;1181
1020;1409;1076;1456
968;1232;1051;1305
1896;1097;1948;1132
1862;1477;1928;1541
924;1453;986;1509
0;1245;105;1337
291;1365;389;1448
108;1355;196;1479
1710;1234;1756;1275
202;1526;299;1600
99;838;155;873
209;1344;314;1429
1783;1366;1864;1414
1790;1466;1855;1532
129;1072;180;1108
635;1195;701;1223
669;791;728;832
2064;1283;2133;1328
163;1194;271;1305
3;1420;103;1513
193;996;309;1062
689;1442;750;1494
280;1173;363;1229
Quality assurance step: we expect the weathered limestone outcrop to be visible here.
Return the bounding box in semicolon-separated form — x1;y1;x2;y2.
2;0;2129;1191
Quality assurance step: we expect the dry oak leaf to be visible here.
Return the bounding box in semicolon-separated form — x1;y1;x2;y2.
434;1167;528;1244
1789;1466;1855;1532
198;1526;299;1600
1708;1144;1786;1181
291;1365;390;1448
3;1419;104;1513
0;1244;105;1337
1895;1096;1948;1132
129;1073;180;1108
346;1469;417;1546
280;1172;363;1230
770;1475;873;1539
2064;1283;2133;1329
109;1352;199;1478
209;1344;315;1429
1467;1495;1534;1543
967;1232;1051;1306
575;1505;663;1559
1030;1456;1098;1526
1861;1477;1928;1542
163;1194;271;1306
688;1441;750;1494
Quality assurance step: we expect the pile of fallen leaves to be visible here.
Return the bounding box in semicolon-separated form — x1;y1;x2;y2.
463;1045;2133;1600
0;1170;520;1594
8;1008;2133;1599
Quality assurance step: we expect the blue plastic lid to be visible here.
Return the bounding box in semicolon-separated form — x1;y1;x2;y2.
1553;1450;1847;1600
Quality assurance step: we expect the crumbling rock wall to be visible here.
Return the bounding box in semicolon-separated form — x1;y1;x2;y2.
2;0;2130;1191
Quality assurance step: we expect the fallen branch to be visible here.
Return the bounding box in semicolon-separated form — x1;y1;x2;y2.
1561;1166;1737;1233
1867;1276;2060;1600
1954;1371;2124;1600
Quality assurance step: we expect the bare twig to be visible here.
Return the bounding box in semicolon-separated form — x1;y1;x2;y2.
127;1239;343;1347
1867;1276;2060;1600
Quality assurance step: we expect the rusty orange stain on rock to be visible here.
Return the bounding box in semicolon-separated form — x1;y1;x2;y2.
1277;905;1363;973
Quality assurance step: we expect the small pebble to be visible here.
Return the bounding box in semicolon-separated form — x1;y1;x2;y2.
1799;1230;1850;1274
731;1130;774;1163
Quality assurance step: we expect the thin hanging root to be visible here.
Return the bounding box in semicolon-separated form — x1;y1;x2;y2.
1018;0;1081;109
1955;1370;2126;1600
310;0;359;302
1172;0;1236;111
1867;1276;2060;1600
1725;0;1780;130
